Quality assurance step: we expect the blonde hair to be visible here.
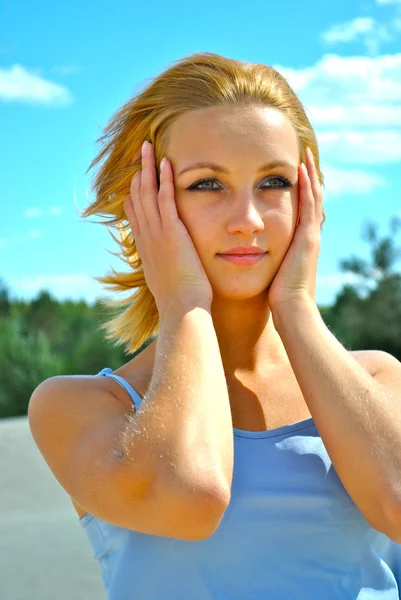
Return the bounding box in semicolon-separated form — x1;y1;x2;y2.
81;51;326;356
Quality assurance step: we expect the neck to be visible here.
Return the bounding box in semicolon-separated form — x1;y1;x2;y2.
210;292;288;379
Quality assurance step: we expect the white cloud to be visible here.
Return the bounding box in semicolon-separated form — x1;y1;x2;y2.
321;17;375;43
319;130;401;164
308;103;401;127
24;208;42;218
318;272;363;287
364;25;394;56
0;65;73;105
24;206;65;218
51;64;81;76
48;205;64;216
322;166;387;195
277;53;401;104
276;53;401;165
0;228;47;248
321;3;401;55
28;229;42;239
316;271;382;303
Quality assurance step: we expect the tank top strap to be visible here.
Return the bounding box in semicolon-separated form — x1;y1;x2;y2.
97;367;143;411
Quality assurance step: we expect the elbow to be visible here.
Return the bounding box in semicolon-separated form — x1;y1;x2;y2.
186;486;231;541
157;474;231;541
193;474;231;536
201;481;231;527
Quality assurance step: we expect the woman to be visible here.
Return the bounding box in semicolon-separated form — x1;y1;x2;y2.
29;52;401;599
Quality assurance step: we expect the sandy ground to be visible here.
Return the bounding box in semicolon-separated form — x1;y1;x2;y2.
0;416;107;600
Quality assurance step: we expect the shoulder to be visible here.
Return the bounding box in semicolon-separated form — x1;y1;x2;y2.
350;349;401;399
32;370;137;412
348;350;383;377
111;339;157;402
349;349;401;382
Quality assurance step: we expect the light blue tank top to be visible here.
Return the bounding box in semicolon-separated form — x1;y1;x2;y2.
79;367;401;599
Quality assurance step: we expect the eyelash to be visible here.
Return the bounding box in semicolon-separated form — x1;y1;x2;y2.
187;175;294;192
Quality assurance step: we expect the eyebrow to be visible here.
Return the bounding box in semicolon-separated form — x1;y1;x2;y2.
178;160;296;176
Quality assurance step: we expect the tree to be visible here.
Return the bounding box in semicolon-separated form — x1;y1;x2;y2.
0;278;11;318
332;215;401;359
338;216;401;289
0;317;65;418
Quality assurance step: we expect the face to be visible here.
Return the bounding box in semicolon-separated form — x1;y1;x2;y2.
165;105;301;301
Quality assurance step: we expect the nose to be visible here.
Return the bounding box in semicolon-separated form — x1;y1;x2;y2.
225;191;265;235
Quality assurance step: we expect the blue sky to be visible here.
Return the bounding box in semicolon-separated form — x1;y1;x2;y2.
1;0;401;307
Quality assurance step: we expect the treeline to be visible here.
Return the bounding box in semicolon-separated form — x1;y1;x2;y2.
0;289;154;419
0;217;400;419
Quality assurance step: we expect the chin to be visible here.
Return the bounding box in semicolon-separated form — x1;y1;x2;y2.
211;282;271;302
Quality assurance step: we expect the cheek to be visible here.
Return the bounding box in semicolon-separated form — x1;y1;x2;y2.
174;196;193;232
175;202;216;246
273;188;298;224
175;191;297;246
263;201;295;234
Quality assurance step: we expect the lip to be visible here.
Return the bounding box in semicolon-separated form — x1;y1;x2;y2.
218;253;267;266
219;246;266;255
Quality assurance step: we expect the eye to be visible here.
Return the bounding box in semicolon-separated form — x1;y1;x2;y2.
187;175;294;192
261;176;294;189
187;178;222;191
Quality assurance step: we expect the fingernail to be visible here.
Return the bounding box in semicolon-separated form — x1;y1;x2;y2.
141;140;149;157
160;157;166;171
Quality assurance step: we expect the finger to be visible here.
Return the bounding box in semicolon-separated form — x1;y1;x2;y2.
158;157;180;228
305;148;323;221
124;196;139;237
296;192;301;227
298;163;315;227
305;148;321;201
127;170;144;236
140;141;162;229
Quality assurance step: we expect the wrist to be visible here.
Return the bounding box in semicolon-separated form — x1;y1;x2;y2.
271;296;320;327
159;295;212;321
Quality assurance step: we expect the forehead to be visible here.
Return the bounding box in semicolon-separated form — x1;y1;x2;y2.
166;105;299;161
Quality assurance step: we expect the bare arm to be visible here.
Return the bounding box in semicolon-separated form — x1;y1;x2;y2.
273;298;401;542
28;302;233;541
117;300;234;509
116;141;234;524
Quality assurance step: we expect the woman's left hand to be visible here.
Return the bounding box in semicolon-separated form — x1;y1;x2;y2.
267;147;324;313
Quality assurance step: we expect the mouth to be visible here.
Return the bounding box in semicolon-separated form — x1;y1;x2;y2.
217;252;267;266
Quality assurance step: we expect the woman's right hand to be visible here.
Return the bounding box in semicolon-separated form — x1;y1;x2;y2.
123;141;213;317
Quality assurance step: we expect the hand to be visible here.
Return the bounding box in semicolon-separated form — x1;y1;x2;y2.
123;141;213;316
267;147;324;313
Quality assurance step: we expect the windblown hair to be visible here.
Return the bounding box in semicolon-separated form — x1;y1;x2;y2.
81;51;326;356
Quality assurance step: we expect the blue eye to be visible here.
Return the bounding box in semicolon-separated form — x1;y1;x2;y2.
261;176;293;189
188;178;220;191
187;176;294;191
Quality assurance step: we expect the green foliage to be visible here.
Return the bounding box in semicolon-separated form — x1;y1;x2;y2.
0;283;134;418
0;215;400;418
331;216;401;360
0;317;65;418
